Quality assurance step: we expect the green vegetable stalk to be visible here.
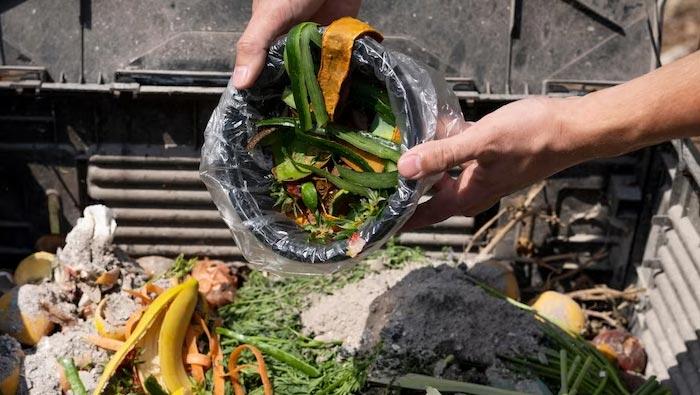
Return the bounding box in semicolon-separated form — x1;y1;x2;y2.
216;328;321;378
286;22;328;131
58;357;87;395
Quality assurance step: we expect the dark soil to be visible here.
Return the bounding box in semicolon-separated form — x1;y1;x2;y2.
362;265;544;387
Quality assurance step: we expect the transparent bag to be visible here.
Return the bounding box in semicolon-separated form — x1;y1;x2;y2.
200;32;462;274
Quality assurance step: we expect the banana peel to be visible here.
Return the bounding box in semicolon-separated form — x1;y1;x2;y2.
92;278;198;395
159;281;198;394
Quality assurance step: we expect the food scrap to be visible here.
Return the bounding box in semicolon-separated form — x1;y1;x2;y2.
250;18;400;250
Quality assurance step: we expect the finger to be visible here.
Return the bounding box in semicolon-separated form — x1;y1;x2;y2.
401;175;459;231
233;11;288;89
397;125;479;180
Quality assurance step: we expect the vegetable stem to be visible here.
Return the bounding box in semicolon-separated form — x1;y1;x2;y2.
216;328;321;378
58;357;87;395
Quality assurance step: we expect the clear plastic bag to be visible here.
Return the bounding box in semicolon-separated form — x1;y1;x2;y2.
200;33;462;275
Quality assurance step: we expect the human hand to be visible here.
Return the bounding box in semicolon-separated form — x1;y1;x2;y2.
233;0;362;89
397;97;599;230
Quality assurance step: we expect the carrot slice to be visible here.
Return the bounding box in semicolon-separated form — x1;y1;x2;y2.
123;307;145;337
227;344;273;395
85;335;125;352
198;316;226;395
184;325;206;382
185;353;211;368
318;17;382;120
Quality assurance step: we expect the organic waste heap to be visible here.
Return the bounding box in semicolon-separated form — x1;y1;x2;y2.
0;205;241;395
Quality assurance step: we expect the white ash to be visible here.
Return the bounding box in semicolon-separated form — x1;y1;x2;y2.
103;292;139;325
77;282;102;309
22;320;108;395
41;283;79;326
301;262;428;354
57;205;118;278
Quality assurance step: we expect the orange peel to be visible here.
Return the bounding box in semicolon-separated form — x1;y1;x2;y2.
318;17;382;119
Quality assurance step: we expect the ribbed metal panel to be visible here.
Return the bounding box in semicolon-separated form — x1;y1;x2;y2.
87;154;475;259
633;140;700;394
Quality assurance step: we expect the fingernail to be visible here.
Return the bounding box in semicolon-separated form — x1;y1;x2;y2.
398;154;422;178
232;66;248;88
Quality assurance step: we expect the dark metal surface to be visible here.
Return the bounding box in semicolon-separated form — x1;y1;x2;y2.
1;0;656;93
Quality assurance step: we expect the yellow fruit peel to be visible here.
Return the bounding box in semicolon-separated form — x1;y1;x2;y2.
532;291;586;335
14;252;54;285
92;278;198;395
159;279;198;394
0;364;20;395
93;298;126;340
0;286;54;346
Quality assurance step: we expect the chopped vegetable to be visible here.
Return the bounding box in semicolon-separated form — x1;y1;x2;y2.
301;181;319;210
370;113;396;141
286;22;328;131
350;79;395;125
333;129;401;162
282;86;296;109
336;165;398;189
295;130;374;172
59;357;88;395
293;162;371;197
227;344;273;395
257;18;397;242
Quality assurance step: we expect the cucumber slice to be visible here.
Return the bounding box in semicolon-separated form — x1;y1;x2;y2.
370;114;395;141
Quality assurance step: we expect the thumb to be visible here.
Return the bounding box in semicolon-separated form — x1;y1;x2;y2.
398;128;479;179
233;12;288;89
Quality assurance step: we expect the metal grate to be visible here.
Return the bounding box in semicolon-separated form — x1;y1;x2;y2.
86;154;474;260
633;140;700;394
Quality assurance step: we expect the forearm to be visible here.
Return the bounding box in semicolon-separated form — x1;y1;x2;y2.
561;50;700;160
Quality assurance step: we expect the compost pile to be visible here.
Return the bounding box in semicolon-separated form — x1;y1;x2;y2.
0;205;242;395
0;204;672;395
